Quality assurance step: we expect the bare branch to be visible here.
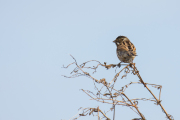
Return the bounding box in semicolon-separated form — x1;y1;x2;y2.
63;55;173;120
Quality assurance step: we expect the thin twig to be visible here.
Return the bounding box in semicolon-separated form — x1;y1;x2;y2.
131;63;172;120
63;55;173;120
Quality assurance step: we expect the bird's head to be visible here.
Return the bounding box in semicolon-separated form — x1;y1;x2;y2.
113;36;128;46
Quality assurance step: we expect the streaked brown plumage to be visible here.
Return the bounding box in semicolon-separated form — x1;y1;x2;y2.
113;36;137;63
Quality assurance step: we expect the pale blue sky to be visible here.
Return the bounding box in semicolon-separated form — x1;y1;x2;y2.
0;0;180;120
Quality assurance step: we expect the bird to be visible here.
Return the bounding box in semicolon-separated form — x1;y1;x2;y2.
113;36;137;63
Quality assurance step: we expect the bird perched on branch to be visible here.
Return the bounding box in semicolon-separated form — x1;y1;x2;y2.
113;36;137;63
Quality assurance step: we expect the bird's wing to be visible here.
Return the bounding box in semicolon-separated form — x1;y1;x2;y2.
117;40;137;56
117;45;129;52
127;51;137;56
124;40;136;52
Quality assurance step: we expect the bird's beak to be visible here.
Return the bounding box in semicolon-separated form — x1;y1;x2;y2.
113;40;116;43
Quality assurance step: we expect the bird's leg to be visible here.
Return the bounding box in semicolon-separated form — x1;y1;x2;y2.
117;62;122;68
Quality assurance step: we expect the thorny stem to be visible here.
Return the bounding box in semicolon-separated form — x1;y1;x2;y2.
131;63;172;120
122;93;146;120
113;105;115;120
98;106;100;120
98;108;111;120
63;55;173;120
